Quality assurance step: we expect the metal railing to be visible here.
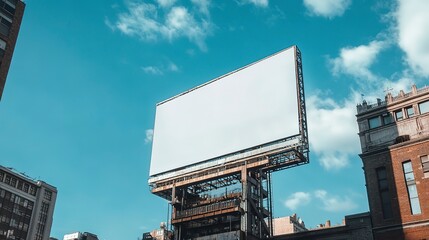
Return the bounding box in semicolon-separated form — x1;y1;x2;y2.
175;199;240;219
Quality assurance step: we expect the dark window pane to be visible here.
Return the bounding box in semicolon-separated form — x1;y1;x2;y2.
379;179;388;191
3;3;15;15
380;191;393;218
0;20;9;36
1;17;11;27
383;114;392;124
369;117;381;129
377;168;387;180
380;191;390;203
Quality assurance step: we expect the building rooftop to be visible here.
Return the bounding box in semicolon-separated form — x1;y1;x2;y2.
0;165;57;190
357;85;429;114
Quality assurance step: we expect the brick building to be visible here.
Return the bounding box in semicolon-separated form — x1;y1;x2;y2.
272;214;306;236
142;222;173;240
0;166;57;240
356;85;429;239
272;212;372;240
0;0;25;100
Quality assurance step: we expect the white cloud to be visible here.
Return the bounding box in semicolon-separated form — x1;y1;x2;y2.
330;41;386;81
156;0;176;8
145;129;154;143
191;0;211;16
383;76;414;96
168;62;179;72
142;66;163;75
396;0;429;77
317;152;350;170
284;190;359;213
303;0;351;18
307;94;361;170
111;1;212;51
284;192;311;210
142;61;180;75
239;0;269;8
314;190;358;212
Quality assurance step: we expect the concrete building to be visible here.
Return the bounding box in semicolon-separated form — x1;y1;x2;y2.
272;212;372;240
142;223;172;240
272;214;306;236
356;85;429;239
0;166;57;240
63;232;99;240
0;0;25;100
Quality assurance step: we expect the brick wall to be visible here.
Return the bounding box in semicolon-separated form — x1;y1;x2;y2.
0;1;25;100
361;139;429;239
390;140;429;221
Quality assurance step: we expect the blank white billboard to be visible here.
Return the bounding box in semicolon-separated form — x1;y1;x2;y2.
150;46;300;176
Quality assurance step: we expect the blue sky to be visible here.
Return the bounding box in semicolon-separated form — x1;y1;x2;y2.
1;0;429;239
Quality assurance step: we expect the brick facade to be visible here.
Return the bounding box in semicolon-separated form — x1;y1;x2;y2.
0;0;25;100
272;212;373;240
357;86;429;240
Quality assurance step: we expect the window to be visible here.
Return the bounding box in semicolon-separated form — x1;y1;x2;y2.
0;12;12;36
17;180;22;191
395;110;403;121
27;201;33;210
44;190;52;201
419;100;429;114
421;155;429;178
5;175;10;184
382;113;392;125
29;185;36;196
369;117;381;129
2;1;16;15
403;161;421;215
23;183;29;193
0;38;6;58
376;167;393;219
406;106;414;118
9;177;16;187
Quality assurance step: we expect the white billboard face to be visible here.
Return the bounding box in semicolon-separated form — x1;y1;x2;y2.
150;46;299;176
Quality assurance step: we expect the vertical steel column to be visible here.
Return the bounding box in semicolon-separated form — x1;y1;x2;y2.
240;166;249;238
267;171;273;237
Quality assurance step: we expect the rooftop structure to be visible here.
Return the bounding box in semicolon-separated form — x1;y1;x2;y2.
272;214;306;236
63;232;99;240
356;85;429;239
0;165;57;240
272;212;372;240
142;223;173;240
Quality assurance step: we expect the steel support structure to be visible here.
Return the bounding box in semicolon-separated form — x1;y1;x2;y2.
151;146;307;240
149;46;308;240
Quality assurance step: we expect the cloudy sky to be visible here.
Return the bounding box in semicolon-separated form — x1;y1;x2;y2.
1;0;429;239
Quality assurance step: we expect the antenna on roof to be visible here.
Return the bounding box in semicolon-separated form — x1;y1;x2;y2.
360;93;365;102
384;85;393;95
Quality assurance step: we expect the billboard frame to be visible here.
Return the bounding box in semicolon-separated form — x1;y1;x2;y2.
149;45;309;188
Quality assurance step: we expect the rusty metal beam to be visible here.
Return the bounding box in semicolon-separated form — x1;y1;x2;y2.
172;206;240;224
152;158;270;193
